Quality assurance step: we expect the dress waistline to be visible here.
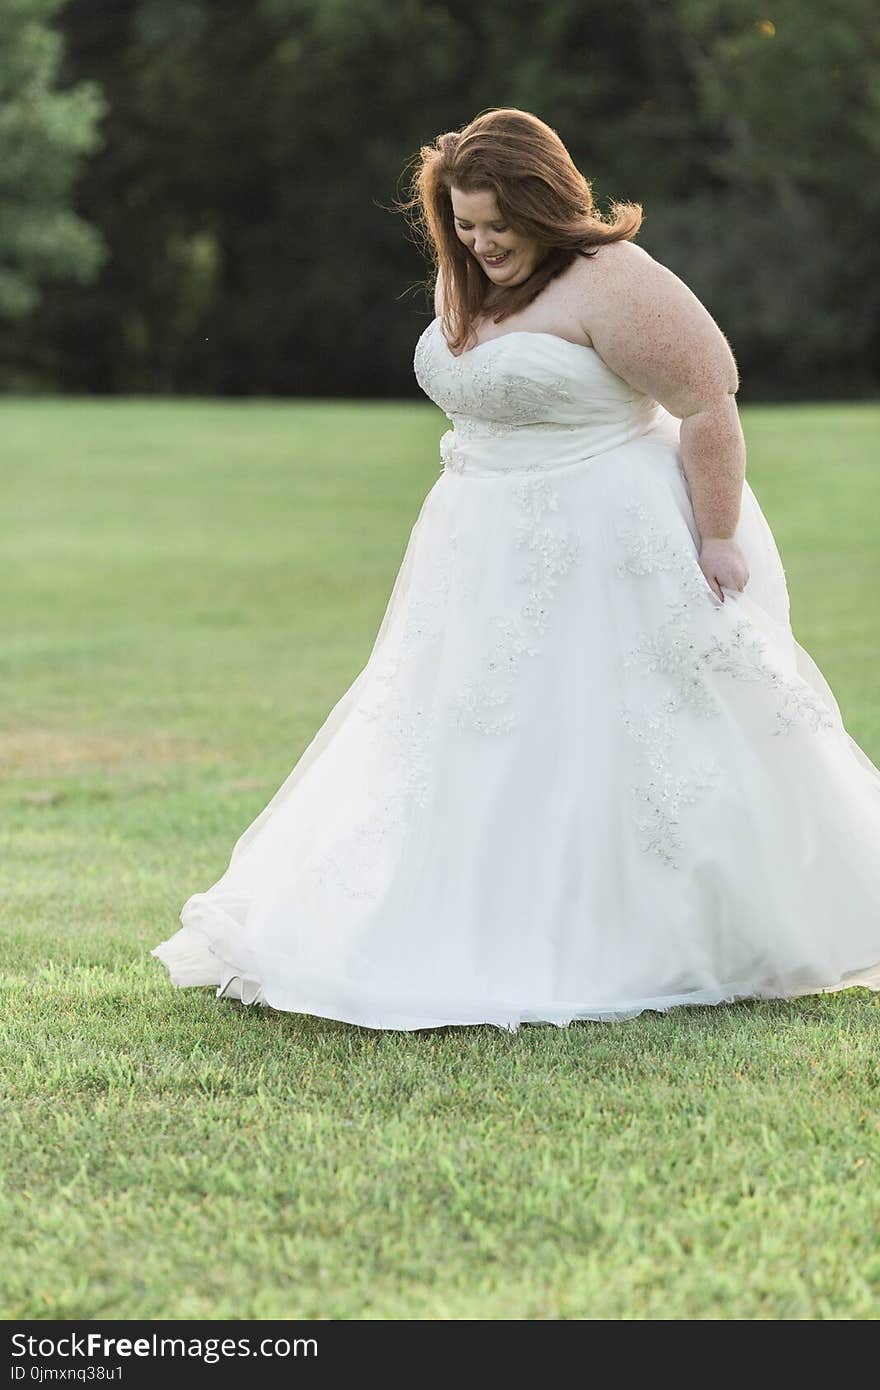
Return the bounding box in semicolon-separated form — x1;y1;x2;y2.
438;412;679;479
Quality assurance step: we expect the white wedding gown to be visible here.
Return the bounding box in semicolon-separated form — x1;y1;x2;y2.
151;317;880;1030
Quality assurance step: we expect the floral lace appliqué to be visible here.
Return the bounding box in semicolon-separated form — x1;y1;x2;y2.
439;430;465;473
455;473;580;734
414;318;578;446
616;501;836;867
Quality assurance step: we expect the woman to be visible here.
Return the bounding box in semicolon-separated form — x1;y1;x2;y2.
151;108;880;1031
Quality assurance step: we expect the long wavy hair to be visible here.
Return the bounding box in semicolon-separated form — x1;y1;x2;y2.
397;108;643;354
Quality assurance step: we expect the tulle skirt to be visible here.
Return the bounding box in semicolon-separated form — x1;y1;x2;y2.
151;415;880;1030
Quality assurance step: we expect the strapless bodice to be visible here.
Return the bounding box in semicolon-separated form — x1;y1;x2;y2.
413;316;676;477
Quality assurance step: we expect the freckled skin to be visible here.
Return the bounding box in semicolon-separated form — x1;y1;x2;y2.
578;241;749;602
437;208;749;602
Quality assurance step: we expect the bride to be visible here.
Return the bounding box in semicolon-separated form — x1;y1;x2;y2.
151;107;880;1031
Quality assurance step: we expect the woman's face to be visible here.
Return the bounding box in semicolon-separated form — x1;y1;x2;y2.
450;186;542;285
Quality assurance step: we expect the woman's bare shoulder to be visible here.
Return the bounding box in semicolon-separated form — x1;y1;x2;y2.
574;237;726;347
572;239;740;415
575;237;665;296
590;237;653;266
557;241;654;334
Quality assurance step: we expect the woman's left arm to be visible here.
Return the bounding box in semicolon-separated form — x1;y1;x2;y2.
580;241;750;601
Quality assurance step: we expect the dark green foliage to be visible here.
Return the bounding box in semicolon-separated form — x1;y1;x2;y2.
0;0;106;324
1;0;877;398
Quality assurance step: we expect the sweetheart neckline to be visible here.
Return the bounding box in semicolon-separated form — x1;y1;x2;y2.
428;315;599;361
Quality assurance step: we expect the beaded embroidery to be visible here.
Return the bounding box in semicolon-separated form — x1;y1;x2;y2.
615;501;836;867
455;472;581;734
414;317;578;444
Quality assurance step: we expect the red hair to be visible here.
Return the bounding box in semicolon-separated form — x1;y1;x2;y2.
397;107;643;354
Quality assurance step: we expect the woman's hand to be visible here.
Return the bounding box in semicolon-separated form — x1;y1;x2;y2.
699;536;750;603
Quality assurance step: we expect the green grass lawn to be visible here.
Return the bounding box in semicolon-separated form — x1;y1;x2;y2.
2;397;879;1320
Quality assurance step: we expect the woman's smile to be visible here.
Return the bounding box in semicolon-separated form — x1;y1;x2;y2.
449;185;543;283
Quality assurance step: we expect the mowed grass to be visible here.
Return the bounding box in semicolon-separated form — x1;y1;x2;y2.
2;395;879;1321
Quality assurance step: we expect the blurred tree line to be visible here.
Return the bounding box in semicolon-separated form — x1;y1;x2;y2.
1;0;877;400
